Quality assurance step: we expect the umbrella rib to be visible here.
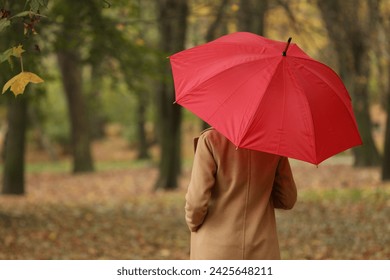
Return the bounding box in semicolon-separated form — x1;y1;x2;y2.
287;57;361;163
285;59;318;162
290;57;360;131
207;59;276;129
278;60;287;154
236;59;285;148
191;55;275;90
290;56;351;102
203;56;273;119
176;55;279;104
209;41;287;53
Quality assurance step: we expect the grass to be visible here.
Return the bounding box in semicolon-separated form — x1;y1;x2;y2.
299;187;389;203
0;158;156;175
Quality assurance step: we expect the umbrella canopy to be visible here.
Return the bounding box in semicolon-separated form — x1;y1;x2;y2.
170;32;362;165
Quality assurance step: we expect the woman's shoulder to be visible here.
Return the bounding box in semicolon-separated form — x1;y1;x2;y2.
200;127;215;136
200;127;223;142
199;127;232;150
193;128;222;152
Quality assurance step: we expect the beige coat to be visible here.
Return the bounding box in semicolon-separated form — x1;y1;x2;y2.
185;128;297;260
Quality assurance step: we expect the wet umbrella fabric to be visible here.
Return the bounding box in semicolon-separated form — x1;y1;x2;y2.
170;32;362;164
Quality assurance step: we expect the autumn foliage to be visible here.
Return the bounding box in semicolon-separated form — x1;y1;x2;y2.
1;4;45;96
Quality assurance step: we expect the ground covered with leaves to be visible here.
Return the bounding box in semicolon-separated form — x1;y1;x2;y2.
0;142;389;259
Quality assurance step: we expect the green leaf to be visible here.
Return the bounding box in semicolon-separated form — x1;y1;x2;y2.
30;0;40;13
0;49;13;64
38;0;49;7
25;0;48;12
0;45;25;64
11;11;32;18
0;18;10;32
10;11;47;19
27;0;48;12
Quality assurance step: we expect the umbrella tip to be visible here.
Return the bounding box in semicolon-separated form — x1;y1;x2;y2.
282;37;292;56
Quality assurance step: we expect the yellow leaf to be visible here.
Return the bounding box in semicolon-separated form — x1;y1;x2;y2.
12;45;25;58
2;71;44;96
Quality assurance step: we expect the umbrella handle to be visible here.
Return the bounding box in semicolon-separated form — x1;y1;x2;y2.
282;37;292;56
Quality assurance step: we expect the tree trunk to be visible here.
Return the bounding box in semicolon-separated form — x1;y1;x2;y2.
88;68;107;140
352;73;381;166
57;51;94;173
1;1;30;195
205;0;230;42
380;0;390;179
382;66;390;179
317;0;381;166
154;0;188;190
2;95;27;195
238;0;268;34
348;0;382;166
155;81;182;190
137;91;150;159
200;0;230;131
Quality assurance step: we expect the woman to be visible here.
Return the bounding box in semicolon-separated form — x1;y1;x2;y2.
185;128;297;259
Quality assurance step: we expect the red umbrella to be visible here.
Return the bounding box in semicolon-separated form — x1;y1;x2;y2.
169;32;362;165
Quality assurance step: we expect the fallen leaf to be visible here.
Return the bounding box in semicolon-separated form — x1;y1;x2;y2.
2;71;44;96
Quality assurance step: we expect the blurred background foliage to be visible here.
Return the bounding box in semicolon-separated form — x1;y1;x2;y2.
0;0;390;260
0;0;390;192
